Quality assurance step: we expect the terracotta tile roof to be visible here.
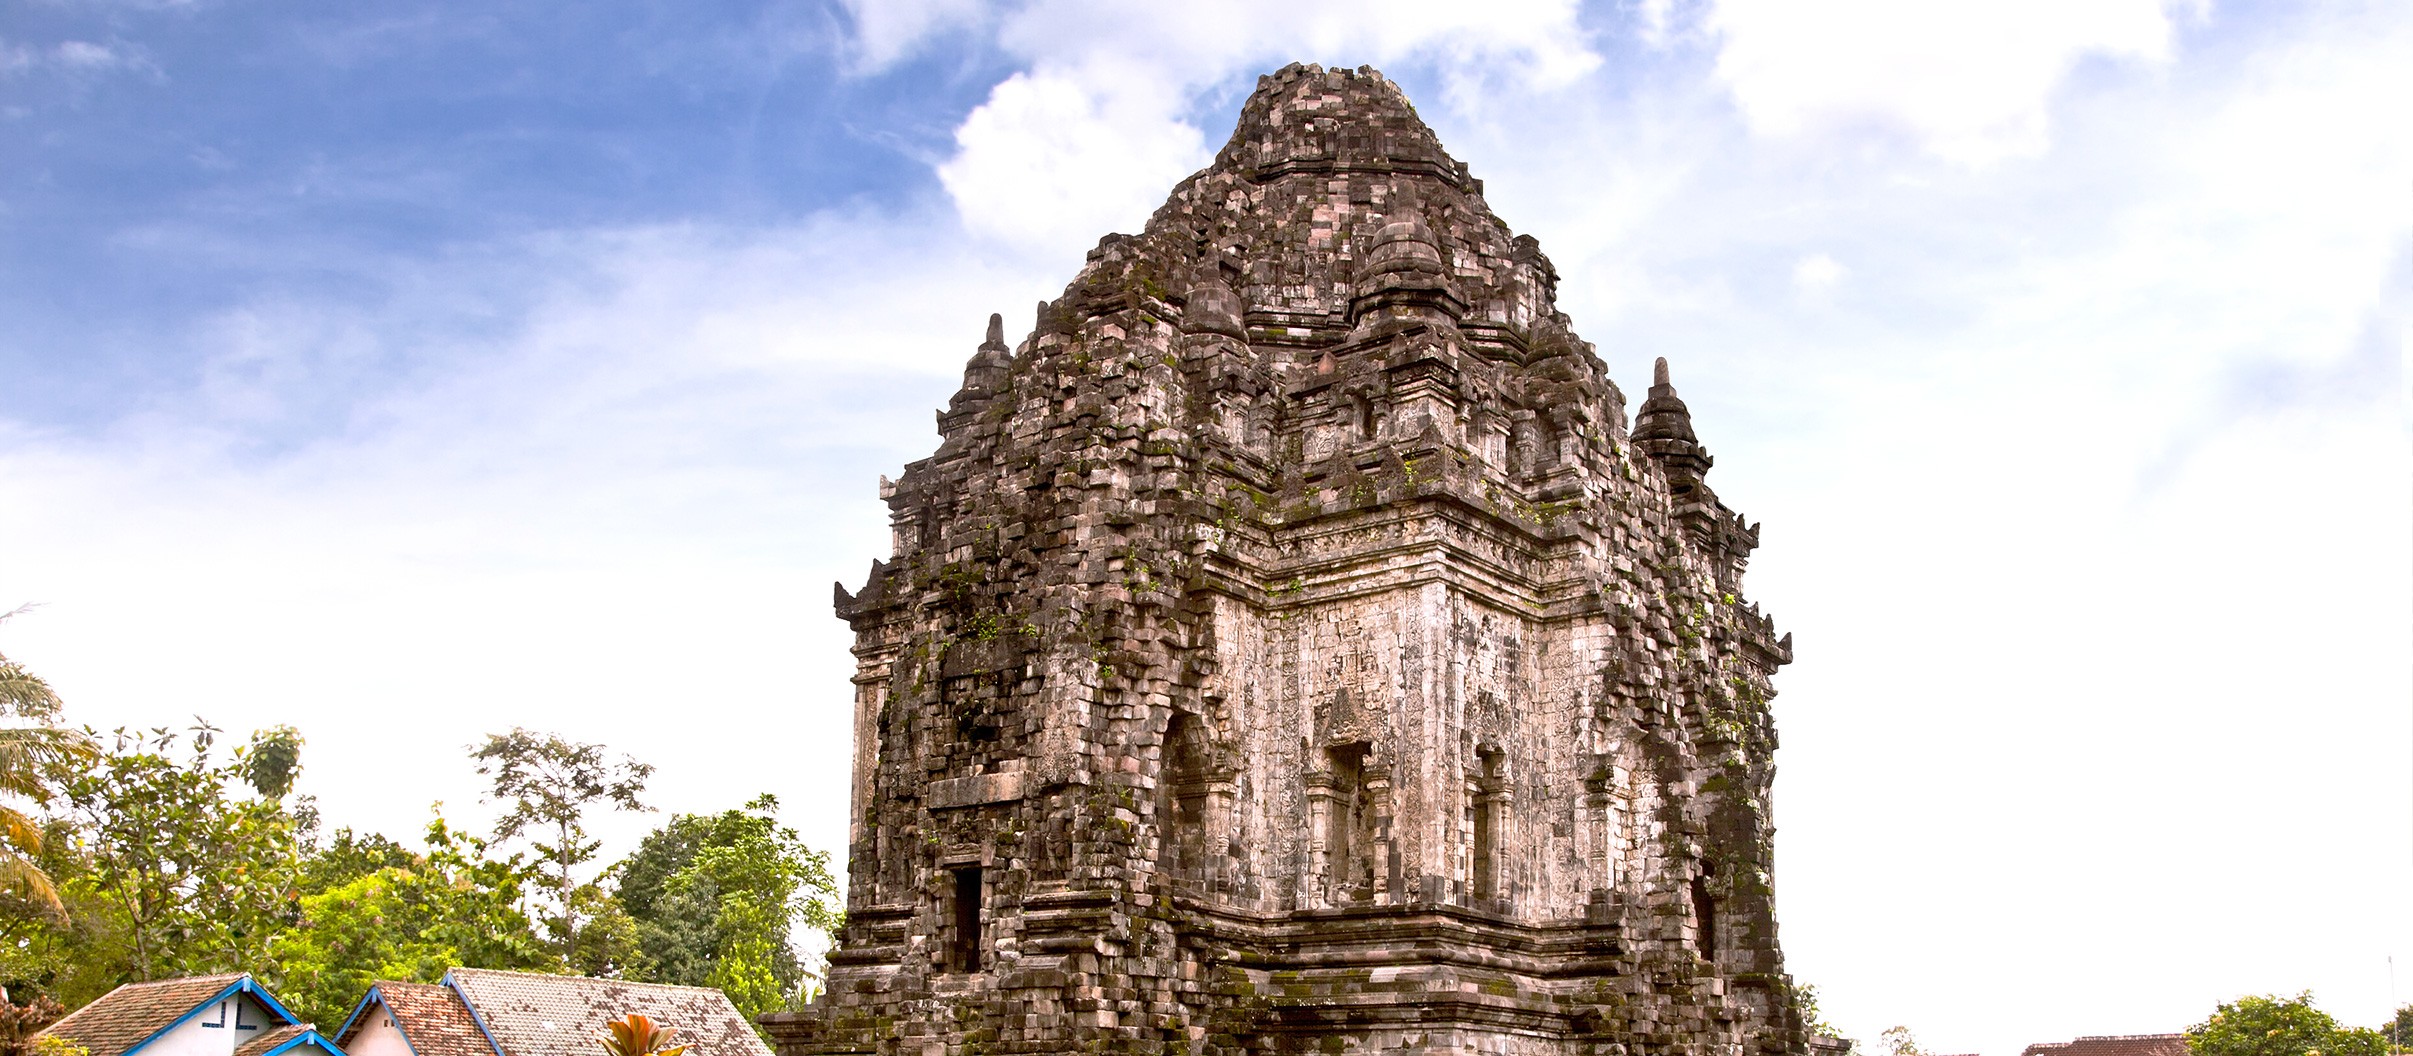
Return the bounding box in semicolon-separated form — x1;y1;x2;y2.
40;974;268;1056
443;970;771;1056
2023;1034;2190;1056
232;1024;309;1056
340;981;495;1056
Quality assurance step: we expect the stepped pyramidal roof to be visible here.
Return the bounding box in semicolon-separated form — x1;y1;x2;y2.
780;62;1808;1056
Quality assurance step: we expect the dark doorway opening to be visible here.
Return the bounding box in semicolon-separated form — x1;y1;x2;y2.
950;866;984;972
1690;864;1716;959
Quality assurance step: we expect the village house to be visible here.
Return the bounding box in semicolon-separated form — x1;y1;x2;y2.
2021;1035;2190;1056
335;969;769;1056
37;974;347;1056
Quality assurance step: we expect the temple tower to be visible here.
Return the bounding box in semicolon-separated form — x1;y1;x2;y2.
766;63;1806;1056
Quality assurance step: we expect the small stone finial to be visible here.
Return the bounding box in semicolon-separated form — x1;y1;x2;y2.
1632;356;1710;492
950;312;1012;415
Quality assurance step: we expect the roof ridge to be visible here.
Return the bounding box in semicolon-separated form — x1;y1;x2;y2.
448;969;741;995
114;973;248;989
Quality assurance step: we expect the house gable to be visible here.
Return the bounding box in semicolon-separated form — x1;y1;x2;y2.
42;976;304;1056
335;982;495;1056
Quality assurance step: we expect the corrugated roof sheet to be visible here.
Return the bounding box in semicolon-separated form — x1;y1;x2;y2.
2022;1035;2190;1056
340;981;495;1056
444;970;771;1056
40;974;264;1056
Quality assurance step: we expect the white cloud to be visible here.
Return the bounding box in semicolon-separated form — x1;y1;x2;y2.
0;208;1064;864
937;70;1210;261
834;0;988;71
1705;0;2195;164
1791;251;1844;294
0;36;157;78
55;40;122;67
861;0;1602;260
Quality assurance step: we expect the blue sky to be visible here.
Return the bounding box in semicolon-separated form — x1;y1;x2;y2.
3;1;2408;1052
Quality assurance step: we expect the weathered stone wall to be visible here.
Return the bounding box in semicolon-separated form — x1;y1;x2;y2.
765;62;1808;1056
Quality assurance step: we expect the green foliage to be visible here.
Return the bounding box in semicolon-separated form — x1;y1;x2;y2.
611;795;840;1022
0;607;98;922
1794;983;1846;1042
239;726;305;800
45;723;304;984
2187;993;2387;1056
2382;1006;2412;1053
298;828;418;893
472;728;653;966
1879;1026;1923;1056
266;810;552;1026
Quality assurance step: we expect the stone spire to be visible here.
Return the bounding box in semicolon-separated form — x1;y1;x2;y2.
947;311;1012;413
1632;355;1714;494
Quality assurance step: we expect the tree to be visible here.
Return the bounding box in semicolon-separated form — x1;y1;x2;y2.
267;810;550;1025
2187;993;2387;1056
471;729;652;965
611;795;838;1021
44;722;308;984
0;991;69;1056
1877;1027;1923;1056
1793;984;1846;1046
0;607;98;920
2381;1005;2412;1054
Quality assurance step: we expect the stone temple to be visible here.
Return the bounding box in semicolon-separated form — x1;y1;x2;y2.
764;63;1808;1056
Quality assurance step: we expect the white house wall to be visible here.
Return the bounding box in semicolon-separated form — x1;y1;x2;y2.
344;1006;414;1056
138;994;283;1056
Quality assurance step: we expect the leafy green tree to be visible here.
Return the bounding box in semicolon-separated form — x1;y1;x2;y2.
471;729;652;965
2187;993;2387;1056
297;828;418;893
611;795;838;1020
2382;1006;2411;1054
46;723;305;983
267;810;550;1025
560;879;642;978
1793;984;1846;1044
0;607;98;920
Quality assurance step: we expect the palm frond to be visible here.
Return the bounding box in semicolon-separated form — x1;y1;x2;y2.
0;663;64;721
0;725;98;791
0;851;64;921
0;804;39;854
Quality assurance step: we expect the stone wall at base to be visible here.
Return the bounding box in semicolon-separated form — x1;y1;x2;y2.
765;62;1809;1056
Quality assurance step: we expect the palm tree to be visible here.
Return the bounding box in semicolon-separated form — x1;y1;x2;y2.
0;606;98;919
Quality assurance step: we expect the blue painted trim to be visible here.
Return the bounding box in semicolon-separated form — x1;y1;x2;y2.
438;973;506;1056
124;977;303;1056
334;987;385;1046
336;986;421;1056
260;1029;350;1056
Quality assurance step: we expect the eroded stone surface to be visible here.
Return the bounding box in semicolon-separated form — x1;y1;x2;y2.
764;62;1808;1056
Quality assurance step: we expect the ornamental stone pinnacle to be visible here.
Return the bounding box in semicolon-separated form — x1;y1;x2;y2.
768;62;1809;1056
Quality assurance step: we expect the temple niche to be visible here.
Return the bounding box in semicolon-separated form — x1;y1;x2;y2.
764;63;1807;1056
